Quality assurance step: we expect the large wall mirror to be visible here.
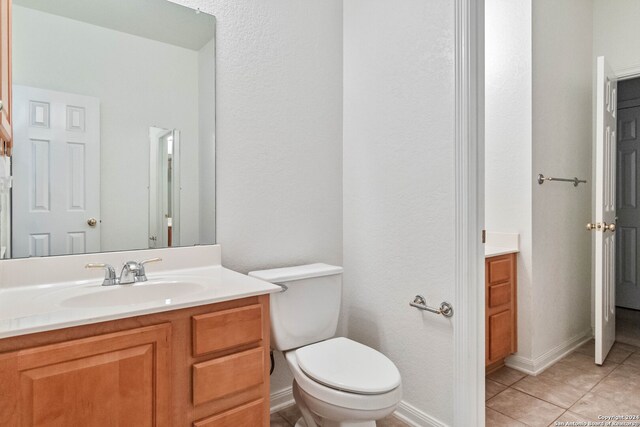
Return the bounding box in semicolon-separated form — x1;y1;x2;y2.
3;0;216;259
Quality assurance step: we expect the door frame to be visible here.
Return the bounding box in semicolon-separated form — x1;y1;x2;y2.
454;0;485;425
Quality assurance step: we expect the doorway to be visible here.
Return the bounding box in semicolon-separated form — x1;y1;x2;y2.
616;76;640;347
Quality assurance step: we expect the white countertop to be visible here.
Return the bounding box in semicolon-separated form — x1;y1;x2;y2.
485;246;519;258
0;245;280;339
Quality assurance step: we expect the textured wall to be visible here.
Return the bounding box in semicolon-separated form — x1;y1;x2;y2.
343;0;455;423
485;0;534;360
173;0;343;396
594;0;640;73
532;0;593;358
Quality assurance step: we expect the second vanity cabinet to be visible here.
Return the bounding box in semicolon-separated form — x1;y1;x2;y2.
0;295;270;427
485;253;517;371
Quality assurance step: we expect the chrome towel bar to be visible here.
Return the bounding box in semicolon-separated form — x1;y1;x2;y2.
537;174;587;187
410;295;454;318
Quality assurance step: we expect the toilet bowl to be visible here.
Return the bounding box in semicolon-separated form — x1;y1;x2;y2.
248;264;402;427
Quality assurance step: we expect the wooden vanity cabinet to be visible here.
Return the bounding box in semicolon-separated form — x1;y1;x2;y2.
485;253;517;371
0;295;271;427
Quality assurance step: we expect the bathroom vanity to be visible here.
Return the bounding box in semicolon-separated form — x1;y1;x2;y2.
0;246;280;427
484;233;519;372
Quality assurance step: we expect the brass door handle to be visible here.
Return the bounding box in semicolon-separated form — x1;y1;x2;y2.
87;218;97;227
586;223;600;231
603;222;616;232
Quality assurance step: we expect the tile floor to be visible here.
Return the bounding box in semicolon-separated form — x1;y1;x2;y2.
486;340;640;426
272;404;409;426
617;307;640;348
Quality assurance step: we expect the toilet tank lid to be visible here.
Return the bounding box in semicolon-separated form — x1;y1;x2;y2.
248;263;343;283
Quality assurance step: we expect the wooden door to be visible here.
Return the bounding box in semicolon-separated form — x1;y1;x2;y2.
616;105;640;310
0;0;11;155
0;324;171;427
12;85;101;257
595;56;618;365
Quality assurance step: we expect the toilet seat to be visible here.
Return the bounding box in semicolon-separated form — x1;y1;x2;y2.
285;340;402;412
295;337;401;395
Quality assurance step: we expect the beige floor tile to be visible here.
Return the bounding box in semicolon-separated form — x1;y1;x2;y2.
271;413;292;427
487;367;527;386
606;345;633;364
278;404;302;425
613;341;640;354
376;415;410;427
486;388;564;427
623;352;640;370
574;339;595;357
559;352;618;375
591;367;640;407
512;375;587;409
486;379;508;400
538;360;607;392
485;408;526;427
570;391;640;420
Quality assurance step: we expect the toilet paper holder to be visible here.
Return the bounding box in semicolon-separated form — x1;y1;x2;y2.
410;295;454;318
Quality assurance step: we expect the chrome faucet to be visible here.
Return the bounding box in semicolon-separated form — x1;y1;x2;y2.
119;258;163;284
86;258;162;286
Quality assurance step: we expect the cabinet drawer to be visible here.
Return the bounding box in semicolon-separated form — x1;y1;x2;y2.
193;399;264;427
193;304;263;356
193;347;264;406
488;309;512;361
488;282;511;308
487;257;512;284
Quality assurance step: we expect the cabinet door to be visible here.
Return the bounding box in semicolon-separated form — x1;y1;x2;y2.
0;324;171;427
0;0;10;154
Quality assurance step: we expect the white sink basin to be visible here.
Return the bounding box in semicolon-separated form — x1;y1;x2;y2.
61;280;208;308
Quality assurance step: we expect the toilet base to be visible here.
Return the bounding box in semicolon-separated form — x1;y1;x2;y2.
294;418;374;427
292;381;384;427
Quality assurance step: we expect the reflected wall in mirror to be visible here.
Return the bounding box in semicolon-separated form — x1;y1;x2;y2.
6;0;216;259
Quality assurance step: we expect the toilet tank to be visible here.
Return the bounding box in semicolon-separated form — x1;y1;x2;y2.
248;263;343;352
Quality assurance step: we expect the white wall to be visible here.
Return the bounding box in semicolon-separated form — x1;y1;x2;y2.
12;5;201;252
174;0;344;398
343;0;454;424
594;0;640;73
485;0;534;360
531;0;593;358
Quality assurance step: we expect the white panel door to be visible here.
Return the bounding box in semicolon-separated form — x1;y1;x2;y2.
595;57;617;365
12;85;100;257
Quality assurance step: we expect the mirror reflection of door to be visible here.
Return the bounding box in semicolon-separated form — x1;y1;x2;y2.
12;85;101;258
149;126;180;249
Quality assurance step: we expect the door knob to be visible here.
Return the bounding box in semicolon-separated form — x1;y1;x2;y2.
87;218;98;227
604;222;616;232
586;222;601;231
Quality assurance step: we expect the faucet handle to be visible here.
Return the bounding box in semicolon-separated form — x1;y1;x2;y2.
140;257;162;266
85;263;119;286
135;257;163;282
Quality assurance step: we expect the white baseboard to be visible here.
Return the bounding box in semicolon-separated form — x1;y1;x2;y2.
270;388;448;427
394;401;448;427
505;329;593;376
270;386;295;414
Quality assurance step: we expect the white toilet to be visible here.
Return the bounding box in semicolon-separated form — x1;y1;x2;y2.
249;264;402;427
